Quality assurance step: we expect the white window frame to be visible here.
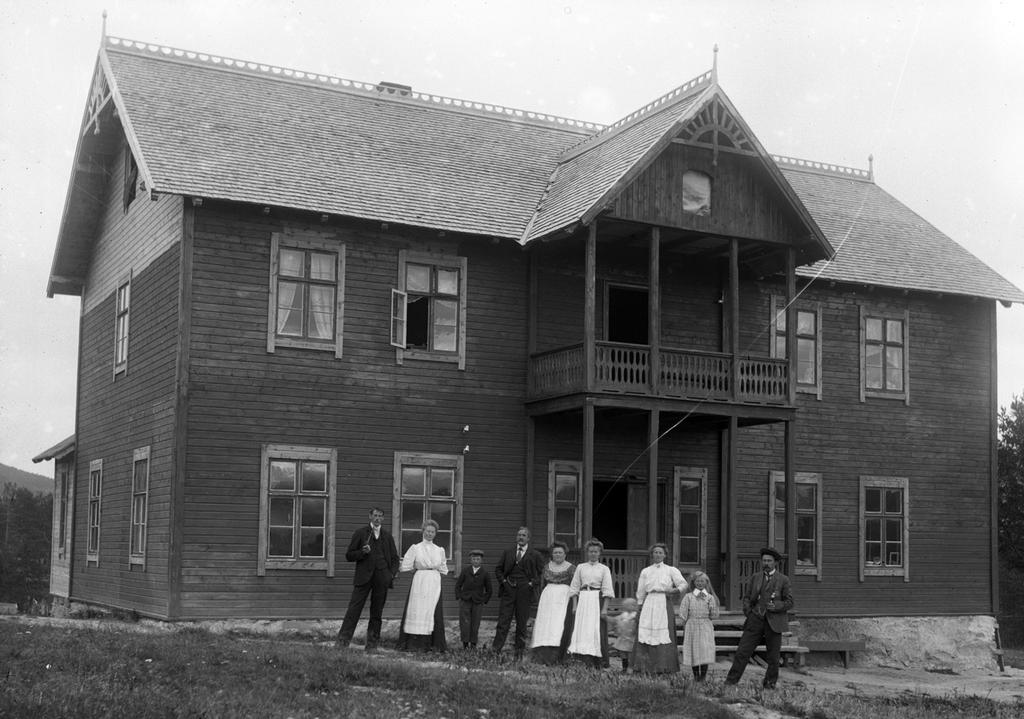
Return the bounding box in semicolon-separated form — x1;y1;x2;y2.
392;250;467;370
859;307;910;404
673;466;707;569
113;271;131;376
129;446;150;567
859;476;910;581
56;463;73;560
768;471;823;579
547;460;582;549
87;459;103;564
257;444;338;576
267;232;346;358
393;452;463;569
770;296;822;399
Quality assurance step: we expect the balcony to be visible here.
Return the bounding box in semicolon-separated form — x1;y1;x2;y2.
529;341;789;404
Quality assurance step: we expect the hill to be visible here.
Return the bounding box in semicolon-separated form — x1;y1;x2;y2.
0;463;53;494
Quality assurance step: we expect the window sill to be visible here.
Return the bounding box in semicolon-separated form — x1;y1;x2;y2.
86;555;99;566
401;348;460;363
794;566;818;576
129;555;146;568
272;337;339;354
863;390;906;402
262;558;330;572
863;566;905;577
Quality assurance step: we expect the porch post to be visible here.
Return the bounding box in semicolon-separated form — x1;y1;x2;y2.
584;222;597;393
729;238;740;400
784;420;796;571
726;415;739;610
582;398;595;541
648;227;660;394
647;408;660;546
786;247;796;405
525;415;535;530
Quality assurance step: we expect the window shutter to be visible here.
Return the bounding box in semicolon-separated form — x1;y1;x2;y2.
390;288;407;348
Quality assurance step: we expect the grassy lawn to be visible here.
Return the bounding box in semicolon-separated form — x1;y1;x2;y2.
1;620;1019;719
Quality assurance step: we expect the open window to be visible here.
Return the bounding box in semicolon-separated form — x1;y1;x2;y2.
392;251;467;369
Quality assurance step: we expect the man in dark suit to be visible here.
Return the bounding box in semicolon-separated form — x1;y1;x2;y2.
455;548;493;648
725;546;795;688
491;526;543;660
337;507;400;651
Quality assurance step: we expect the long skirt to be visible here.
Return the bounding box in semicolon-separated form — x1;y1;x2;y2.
568;591;609;667
531;583;573;664
681;616;716;667
396;569;447;652
631;594;679;674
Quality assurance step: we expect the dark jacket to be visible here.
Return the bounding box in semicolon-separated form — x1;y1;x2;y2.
741;570;794;633
455;566;493;604
494;545;544;599
344;525;399;587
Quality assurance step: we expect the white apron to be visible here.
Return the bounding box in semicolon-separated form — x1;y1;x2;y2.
637;592;670;645
568;591;603;657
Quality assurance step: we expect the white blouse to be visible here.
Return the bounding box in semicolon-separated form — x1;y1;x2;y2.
635;563;686;603
569;561;614;598
399;541;449;574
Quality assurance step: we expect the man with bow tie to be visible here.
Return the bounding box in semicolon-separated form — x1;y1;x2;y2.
491;526;543;660
724;547;795;688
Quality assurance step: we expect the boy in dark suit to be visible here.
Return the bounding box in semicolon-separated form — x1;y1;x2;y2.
455;549;493;648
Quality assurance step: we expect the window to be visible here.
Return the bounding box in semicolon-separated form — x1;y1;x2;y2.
548;460;581;548
123;146;138;212
393;452;463;567
392;251;467;369
771;297;822;398
768;471;822;577
87;459;103;564
674;467;707;566
267;232;346;358
682;170;711;215
859;476;909;580
129;447;150;566
114;274;131;375
860;308;909;403
57;464;71;558
258;445;337;575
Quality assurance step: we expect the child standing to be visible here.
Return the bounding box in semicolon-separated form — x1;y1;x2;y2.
611;598;639;672
454;549;493;648
678;571;720;681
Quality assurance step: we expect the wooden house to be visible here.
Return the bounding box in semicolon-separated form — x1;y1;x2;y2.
45;35;1023;640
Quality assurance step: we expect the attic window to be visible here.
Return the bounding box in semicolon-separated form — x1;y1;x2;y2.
682;170;711;215
123;147;138;212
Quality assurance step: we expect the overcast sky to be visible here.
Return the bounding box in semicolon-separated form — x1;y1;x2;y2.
1;0;1022;474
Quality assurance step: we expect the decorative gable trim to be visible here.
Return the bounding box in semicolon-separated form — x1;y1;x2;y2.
676;95;757;155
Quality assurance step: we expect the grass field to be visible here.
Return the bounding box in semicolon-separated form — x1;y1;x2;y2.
1;620;1019;719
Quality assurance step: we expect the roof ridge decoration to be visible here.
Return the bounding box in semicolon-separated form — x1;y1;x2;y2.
773;154;874;182
559;70;715;159
105;36;604;133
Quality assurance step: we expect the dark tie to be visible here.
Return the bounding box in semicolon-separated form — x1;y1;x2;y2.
516;548;523;562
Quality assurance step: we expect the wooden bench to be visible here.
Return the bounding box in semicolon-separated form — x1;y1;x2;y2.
801;639;866;668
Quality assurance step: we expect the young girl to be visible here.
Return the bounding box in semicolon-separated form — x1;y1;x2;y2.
611;598;638;672
678;570;720;681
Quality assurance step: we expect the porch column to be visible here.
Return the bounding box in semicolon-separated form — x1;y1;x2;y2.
525;415;535;530
584;222;597;393
647;408;660;546
786;247;796;405
784;420;796;571
582;398;595;541
648;227;661;394
729;238;739;400
726;415;739;609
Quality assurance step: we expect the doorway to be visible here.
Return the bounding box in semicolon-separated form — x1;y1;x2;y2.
606;285;648;345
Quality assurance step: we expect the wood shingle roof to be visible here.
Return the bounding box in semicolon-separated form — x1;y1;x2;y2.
49;37;1024;305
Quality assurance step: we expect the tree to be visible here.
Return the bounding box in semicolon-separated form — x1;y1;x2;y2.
998;395;1024;569
0;482;52;608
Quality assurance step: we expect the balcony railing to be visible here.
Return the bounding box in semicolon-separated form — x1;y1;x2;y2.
529;342;789;404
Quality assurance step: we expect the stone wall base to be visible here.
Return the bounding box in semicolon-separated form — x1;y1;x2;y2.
797;615;998;671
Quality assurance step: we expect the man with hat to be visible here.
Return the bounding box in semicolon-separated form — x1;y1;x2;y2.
454;548;493;648
724;546;795;688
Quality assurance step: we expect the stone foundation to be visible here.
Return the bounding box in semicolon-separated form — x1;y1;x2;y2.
797;615;998;671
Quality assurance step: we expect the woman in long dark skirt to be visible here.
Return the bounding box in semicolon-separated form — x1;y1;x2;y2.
395;520;448;652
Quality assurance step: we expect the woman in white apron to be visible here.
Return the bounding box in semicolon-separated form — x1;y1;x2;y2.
632;542;687;674
396;519;449;652
530;541;576;664
568;538;614;667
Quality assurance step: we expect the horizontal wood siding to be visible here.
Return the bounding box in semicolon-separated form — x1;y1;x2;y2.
179;205;531;619
735;285;994;615
82;137;183;315
610;144;806;244
73;238;181;617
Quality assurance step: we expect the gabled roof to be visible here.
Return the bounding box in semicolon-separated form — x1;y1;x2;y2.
49;36;1023;305
778;158;1024;304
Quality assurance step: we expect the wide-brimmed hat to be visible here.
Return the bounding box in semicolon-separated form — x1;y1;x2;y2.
759;547;782;561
